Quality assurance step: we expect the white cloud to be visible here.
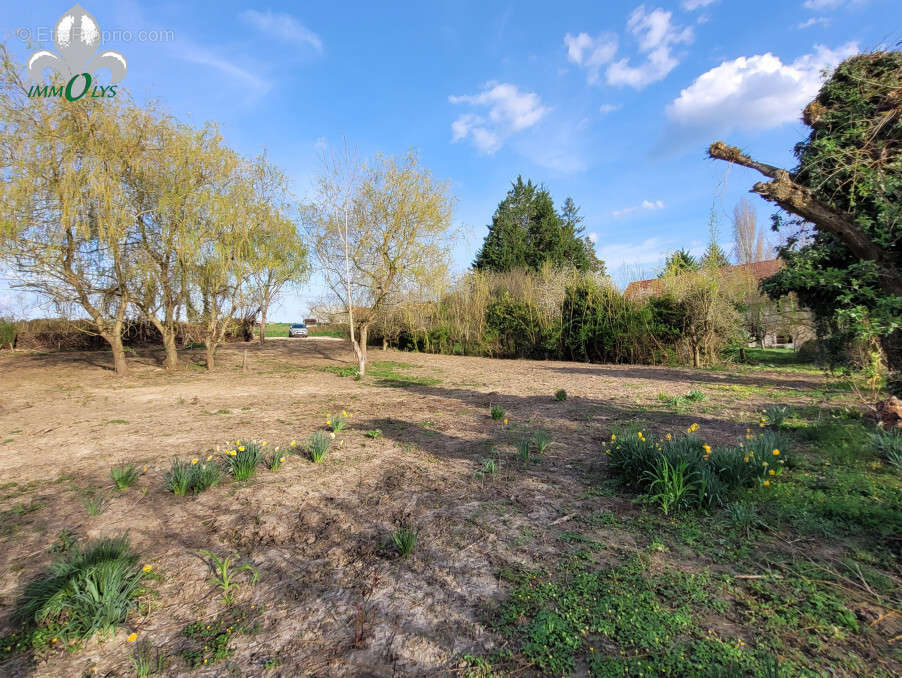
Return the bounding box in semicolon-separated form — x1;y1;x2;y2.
803;0;868;9
449;82;550;154
606;6;693;89
599;103;620;114
665;43;858;138
588;232;598;244
564;32;618;84
176;43;271;95
798;16;831;28
240;9;323;53
682;0;717;9
611;199;665;218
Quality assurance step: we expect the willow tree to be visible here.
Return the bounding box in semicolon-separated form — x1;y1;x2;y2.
306;149;454;376
0;46;138;374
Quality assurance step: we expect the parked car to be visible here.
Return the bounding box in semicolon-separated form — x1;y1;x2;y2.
288;323;308;338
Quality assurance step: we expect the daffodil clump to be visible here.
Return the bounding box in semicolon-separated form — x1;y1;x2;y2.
326;410;352;432
604;423;789;511
165;457;221;495
223;441;264;481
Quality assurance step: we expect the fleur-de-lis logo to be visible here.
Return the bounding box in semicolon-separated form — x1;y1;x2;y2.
26;4;127;84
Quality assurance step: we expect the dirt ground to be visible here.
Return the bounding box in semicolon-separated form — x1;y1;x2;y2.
0;339;835;677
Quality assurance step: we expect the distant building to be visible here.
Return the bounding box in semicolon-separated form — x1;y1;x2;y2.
623;259;813;349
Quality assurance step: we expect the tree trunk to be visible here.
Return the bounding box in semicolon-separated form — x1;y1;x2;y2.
354;323;369;377
382;337;388;351
692;343;701;368
162;330;179;370
205;342;216;370
105;329;128;376
259;307;267;345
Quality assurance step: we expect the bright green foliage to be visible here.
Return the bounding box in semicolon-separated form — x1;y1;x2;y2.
327;412;348;432
493;555;777;676
265;452;286;470
725;502;764;538
661;249;699;277
646;458;698;515
490;405;505;420
685;389;706;402
14;535;146;642
473;177;601;273
365;428;383;439
871;428;902;471
224;442;263;481
81;489;108;516
762;51;902;368
606;427;787;510
390;526;418;558
180;607;259;669
199;550;258;605
307;432;331;462
701;241;730;269
762;404;791;429
110;464;139;490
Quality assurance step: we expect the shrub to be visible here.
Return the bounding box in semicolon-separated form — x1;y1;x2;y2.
110;464;140;490
0;320;16;348
871;428;902;471
554;389;567;401
307;431;331;462
224;442;263;481
390;526;418;558
490;405;506;421
15;535;147;642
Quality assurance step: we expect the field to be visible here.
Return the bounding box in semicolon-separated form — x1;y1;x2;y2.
0;340;899;677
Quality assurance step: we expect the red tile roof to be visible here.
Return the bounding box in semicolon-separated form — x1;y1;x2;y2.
623;259;784;299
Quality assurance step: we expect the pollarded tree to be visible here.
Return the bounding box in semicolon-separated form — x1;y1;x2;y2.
709;50;902;370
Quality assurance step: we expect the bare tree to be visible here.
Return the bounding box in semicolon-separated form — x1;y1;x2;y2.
732;197;769;265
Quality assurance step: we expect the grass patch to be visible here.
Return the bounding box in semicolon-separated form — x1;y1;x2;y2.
307;431;331;462
110;463;140;490
165;458;220;495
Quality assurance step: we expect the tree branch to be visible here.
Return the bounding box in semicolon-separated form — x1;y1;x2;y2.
708;141;902;296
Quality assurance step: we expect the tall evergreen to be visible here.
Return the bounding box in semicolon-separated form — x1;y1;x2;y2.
472;177;602;273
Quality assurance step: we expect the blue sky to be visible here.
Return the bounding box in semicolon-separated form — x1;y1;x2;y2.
2;0;898;320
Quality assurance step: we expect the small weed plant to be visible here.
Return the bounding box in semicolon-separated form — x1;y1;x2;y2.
871;427;902;471
685;388;706;402
82;488;108;516
515;438;532;463
131;639;166;676
474;458;498;478
199;550;258;605
725;502;764;538
391;525;418;558
490;405;505;420
180;606;259;669
110;464;140;490
365;428;383;439
307;431;331;462
763;404;791;429
531;429;553;453
265;451;286;470
554;389;567;401
224;442;263;481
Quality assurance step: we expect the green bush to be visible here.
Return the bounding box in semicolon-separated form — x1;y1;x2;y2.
15;535;147;642
0;320;16;348
490;405;505;421
554;389;567;401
